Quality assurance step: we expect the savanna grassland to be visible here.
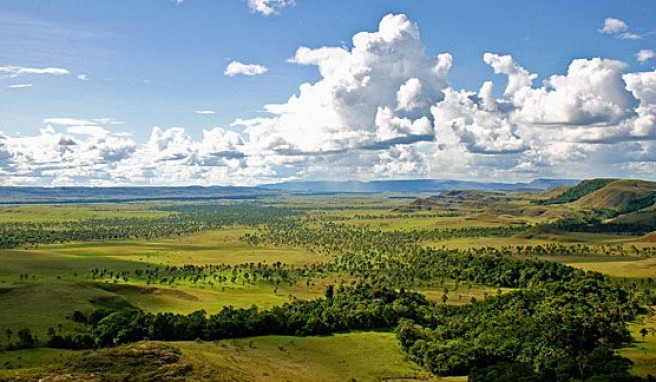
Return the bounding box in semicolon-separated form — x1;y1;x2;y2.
0;179;655;381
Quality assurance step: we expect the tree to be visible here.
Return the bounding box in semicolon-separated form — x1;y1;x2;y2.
16;328;36;348
325;284;335;299
640;327;649;340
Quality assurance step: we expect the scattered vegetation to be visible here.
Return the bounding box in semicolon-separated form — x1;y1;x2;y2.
0;180;655;380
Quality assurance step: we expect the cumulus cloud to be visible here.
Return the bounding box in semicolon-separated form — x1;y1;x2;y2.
599;17;641;39
373;144;426;178
248;0;295;16
490;54;655;146
235;14;451;156
637;49;656;64
0;125;136;184
1;13;656;185
0;123;275;186
484;53;536;97
224;61;268;77
510;56;636;126
0;131;11;162
600;17;629;35
432;86;526;155
430;49;656;180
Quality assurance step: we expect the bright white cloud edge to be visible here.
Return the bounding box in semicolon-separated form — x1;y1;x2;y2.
224;61;268;77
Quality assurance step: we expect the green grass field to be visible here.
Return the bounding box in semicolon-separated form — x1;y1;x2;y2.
0;204;171;222
553;257;656;279
620;312;656;377
0;198;655;380
0;332;464;381
0;223;334;338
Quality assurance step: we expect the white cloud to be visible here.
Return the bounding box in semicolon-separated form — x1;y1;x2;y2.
6;84;32;89
236;14;451;156
432;86;526;155
44;118;99;127
248;0;295;16
92;118;124;125
43;117;126;139
510;57;637;127
224;61;268;77
1;13;656;186
484;53;536;97
396;78;424;111
600;17;628;34
618;32;641;40
0;65;69;77
599;17;641;39
77;74;89;81
637;49;656;63
373;144;426;178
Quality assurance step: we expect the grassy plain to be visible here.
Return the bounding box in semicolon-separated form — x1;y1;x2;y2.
0;203;170;223
0;195;655;379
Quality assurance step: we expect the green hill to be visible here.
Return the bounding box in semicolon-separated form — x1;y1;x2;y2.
398;190;511;212
574;179;656;214
534;178;616;205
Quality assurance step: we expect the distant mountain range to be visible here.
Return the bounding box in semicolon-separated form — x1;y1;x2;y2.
261;178;579;194
0;178;579;204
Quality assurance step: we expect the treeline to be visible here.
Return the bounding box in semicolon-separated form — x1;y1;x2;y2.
458;243;654;258
548;216;656;236
306;211;462;222
0;204;299;249
50;284;432;347
88;260;333;289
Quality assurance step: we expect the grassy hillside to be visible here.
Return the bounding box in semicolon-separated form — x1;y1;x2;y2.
534;178;616;205
575;179;656;214
0;333;448;381
397;190;513;213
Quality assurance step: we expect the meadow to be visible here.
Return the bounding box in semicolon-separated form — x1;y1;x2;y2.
0;182;654;380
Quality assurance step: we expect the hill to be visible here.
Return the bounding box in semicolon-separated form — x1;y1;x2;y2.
533;178;616;205
534;179;656;214
1;334;442;381
396;190;512;212
575;179;656;214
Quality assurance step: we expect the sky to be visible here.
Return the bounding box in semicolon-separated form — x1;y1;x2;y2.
0;0;655;186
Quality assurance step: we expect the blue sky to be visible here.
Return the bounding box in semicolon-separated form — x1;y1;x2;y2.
0;1;655;185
